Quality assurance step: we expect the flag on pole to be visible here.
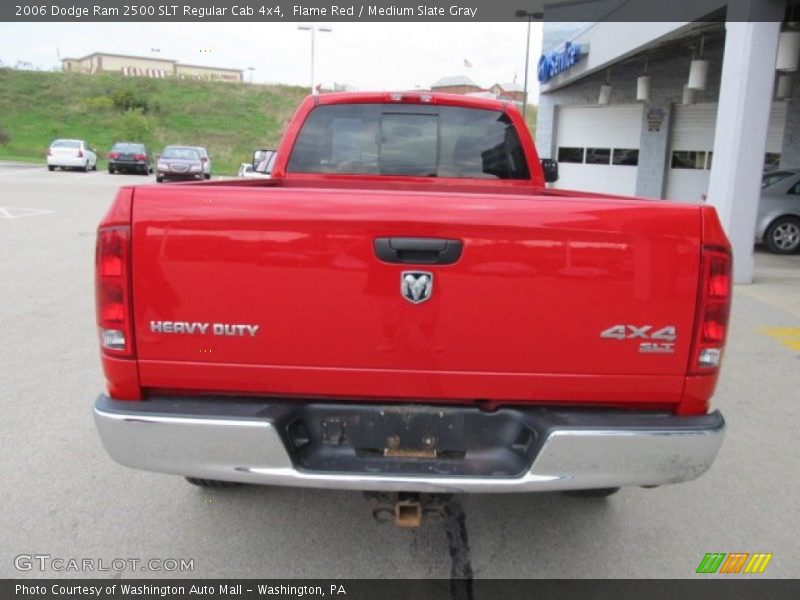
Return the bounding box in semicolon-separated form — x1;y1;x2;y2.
463;59;472;68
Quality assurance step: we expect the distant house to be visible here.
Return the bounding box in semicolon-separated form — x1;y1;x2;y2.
61;52;243;82
430;75;483;95
489;82;525;103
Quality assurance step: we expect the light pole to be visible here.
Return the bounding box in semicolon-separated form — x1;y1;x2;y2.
150;47;160;59
297;25;332;93
515;10;543;119
247;66;255;84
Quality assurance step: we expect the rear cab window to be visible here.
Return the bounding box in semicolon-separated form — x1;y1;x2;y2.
162;148;201;160
287;104;529;180
113;143;146;153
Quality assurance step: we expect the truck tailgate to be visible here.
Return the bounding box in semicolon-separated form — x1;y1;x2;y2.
131;185;701;406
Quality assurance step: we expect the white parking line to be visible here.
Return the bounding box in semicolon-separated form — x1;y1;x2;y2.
0;206;54;219
0;168;46;177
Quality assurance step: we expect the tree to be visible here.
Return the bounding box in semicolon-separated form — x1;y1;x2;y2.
118;109;153;143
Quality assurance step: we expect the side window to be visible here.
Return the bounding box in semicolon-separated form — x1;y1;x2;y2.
585;147;611;165
789;181;800;195
612;149;639;166
671;151;706;169
557;147;584;163
762;172;793;189
764;153;781;171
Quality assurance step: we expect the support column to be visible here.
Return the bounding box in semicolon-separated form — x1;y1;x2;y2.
707;3;783;283
534;94;557;159
635;103;672;199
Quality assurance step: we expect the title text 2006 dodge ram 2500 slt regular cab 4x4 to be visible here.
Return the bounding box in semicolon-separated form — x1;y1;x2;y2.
93;92;730;500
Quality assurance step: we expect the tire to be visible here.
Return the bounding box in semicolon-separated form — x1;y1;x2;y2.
47;165;55;172
764;216;800;254
563;487;620;498
108;166;115;174
92;162;97;171
185;477;241;488
83;162;90;173
204;173;211;180
156;175;164;183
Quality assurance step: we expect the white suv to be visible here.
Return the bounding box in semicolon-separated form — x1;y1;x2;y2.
189;146;212;179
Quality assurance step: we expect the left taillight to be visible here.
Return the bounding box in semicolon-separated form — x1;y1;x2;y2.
689;246;732;374
95;226;135;357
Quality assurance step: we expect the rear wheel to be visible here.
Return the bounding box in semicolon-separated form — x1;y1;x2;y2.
204;173;211;180
156;175;164;183
563;487;620;498
83;162;90;173
47;165;55;172
108;166;115;174
185;477;242;488
764;216;800;254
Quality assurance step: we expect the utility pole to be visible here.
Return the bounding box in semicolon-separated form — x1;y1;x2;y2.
297;25;332;93
515;10;543;119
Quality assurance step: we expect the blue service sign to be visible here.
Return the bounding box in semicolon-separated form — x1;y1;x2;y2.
538;42;582;84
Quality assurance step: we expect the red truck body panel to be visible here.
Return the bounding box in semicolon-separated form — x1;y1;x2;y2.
127;184;701;410
97;93;730;416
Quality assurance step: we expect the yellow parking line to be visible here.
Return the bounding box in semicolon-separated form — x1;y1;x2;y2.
760;327;800;338
781;339;800;351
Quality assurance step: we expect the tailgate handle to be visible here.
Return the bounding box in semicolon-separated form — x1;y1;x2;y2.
374;237;463;265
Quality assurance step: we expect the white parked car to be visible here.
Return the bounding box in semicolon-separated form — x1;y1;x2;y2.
47;139;97;172
189;146;212;179
237;163;271;178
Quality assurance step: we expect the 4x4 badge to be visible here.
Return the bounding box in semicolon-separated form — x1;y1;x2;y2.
401;272;433;304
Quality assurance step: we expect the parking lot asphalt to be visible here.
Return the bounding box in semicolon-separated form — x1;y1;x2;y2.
1;163;798;579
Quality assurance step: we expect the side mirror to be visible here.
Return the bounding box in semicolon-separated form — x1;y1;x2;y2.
253;149;276;174
541;158;559;183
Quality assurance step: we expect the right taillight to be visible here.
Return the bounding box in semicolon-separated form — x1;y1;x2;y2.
95;226;134;357
689;246;731;374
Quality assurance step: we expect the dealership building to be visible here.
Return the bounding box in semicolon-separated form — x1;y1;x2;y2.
534;0;799;282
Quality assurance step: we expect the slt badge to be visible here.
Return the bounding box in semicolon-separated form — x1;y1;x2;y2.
401;272;433;304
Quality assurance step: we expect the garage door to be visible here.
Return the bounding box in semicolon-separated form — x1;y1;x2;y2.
665;101;787;202
554;105;643;195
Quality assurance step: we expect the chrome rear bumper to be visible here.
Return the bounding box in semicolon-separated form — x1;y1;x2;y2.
93;395;724;493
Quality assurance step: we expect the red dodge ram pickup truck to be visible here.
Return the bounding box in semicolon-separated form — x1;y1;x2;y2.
93;92;730;499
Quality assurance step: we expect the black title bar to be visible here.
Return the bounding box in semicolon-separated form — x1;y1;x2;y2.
2;0;795;22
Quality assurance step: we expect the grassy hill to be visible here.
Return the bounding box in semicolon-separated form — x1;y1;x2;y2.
0;68;538;175
0;68;308;175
